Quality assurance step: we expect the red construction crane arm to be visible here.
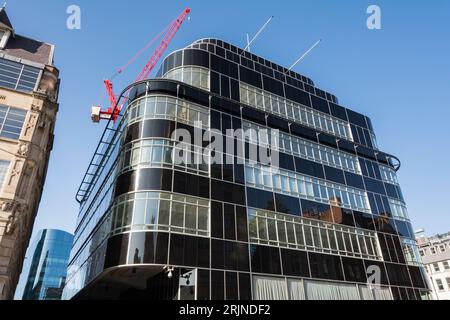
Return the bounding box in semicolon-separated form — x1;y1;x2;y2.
135;8;190;82
92;8;190;123
104;79;117;108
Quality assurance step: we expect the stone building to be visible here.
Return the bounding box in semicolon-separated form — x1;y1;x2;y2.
0;7;60;300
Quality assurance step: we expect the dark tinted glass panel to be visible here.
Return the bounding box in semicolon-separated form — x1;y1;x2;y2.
225;272;239;300
290;124;317;142
238;273;251;300
174;51;183;68
137;168;173;192
267;115;289;131
211;201;224;239
197;269;210;300
274;193;301;216
353;211;376;231
211;271;225;300
169;234;210;268
344;172;365;190
408;266;427;289
333;208;355;227
338;140;356;154
357;127;367;146
211;110;221;130
318;133;337;148
211;54;238;78
148;81;179;97
230;78;240;101
250;245;281;275
384;234;399;263
114;170;137;197
394;220;412;238
329;103;348;121
222;164;234;183
377;234;392;262
235;206;248;242
223;204;236;240
141;120;176;139
384;183;399;199
386;263;413;287
341;257;367;283
311;95;330;114
211;71;220;94
211;180;246;205
246;188;275;211
124;121;142;143
241;107;266;126
295;158;324;179
280;249;310;277
347;110;368;128
364;177;386;195
284;85;311;107
173;171;210;199
221;75;230;98
104;234;129;269
262;75;284;96
363;129;373;149
324;166;345;184
357;146;376;161
278;152;295;171
183;49;209;68
225;241;250;272
239;66;262;88
308;252;344;281
301;199;330;220
128;232;169;265
234;163;245;185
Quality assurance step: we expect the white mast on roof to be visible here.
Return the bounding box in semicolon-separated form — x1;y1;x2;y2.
242;16;274;55
287;39;322;72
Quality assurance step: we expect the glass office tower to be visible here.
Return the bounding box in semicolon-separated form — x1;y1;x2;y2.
63;39;430;300
15;229;73;300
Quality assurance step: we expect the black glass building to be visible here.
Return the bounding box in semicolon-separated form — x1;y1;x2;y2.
15;229;73;300
63;39;430;300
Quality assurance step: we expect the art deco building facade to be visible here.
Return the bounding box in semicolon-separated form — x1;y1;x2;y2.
0;9;60;300
14;229;73;300
64;39;429;300
417;231;450;300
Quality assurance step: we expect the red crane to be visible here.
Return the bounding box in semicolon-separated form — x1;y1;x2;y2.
91;8;191;123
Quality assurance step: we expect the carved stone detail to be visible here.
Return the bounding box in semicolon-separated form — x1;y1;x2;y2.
17;143;31;157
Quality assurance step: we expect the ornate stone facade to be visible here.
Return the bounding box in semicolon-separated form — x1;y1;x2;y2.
0;8;60;300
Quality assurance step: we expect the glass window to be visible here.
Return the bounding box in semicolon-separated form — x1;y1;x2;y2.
132;199;146;226
0;105;27;140
0;160;10;190
158;200;171;226
433;263;440;272
436;279;445;291
145;199;159;225
0;58;40;92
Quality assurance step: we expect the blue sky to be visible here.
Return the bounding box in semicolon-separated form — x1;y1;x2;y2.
7;0;450;238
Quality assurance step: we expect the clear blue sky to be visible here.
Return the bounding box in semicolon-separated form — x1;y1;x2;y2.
7;0;450;238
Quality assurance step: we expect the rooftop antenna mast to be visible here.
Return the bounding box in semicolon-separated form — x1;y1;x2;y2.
246;33;251;52
287;39;322;72
241;16;274;55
